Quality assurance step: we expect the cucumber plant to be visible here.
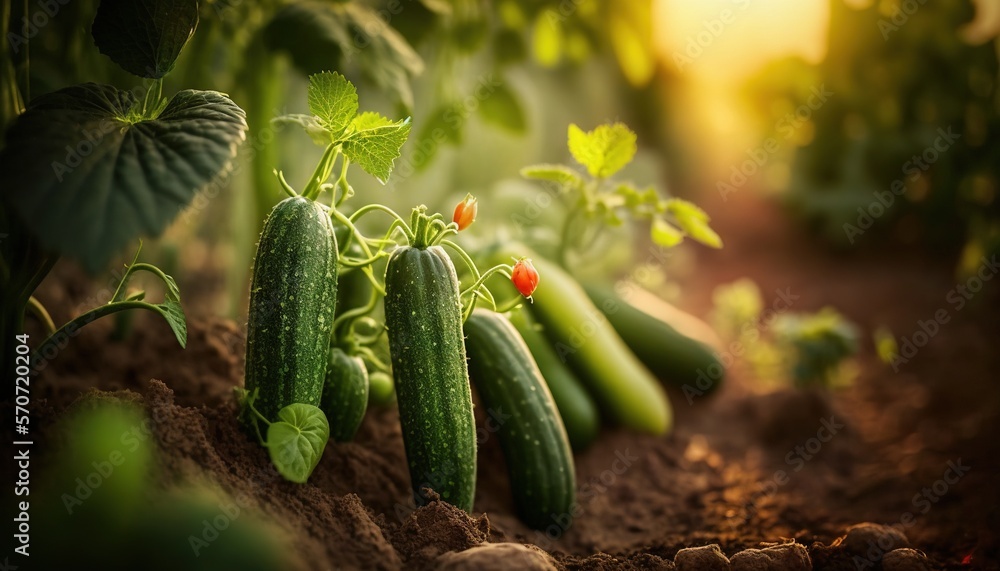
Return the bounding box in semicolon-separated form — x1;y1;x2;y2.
0;0;247;379
238;70;410;482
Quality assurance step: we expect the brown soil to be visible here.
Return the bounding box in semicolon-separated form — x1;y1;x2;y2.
7;191;999;570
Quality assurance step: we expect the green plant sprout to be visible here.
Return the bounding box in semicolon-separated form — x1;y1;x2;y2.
521;122;723;267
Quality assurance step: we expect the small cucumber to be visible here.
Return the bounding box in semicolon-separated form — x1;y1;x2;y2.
321;348;369;442
583;283;725;393
384;245;477;511
245;196;338;424
507;308;600;451
367;371;396;406
464;310;576;530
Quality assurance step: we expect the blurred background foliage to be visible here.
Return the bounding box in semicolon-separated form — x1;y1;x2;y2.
4;0;999;311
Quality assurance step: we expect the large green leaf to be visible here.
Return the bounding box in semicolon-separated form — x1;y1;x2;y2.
92;0;200;79
567;122;637;179
0;83;247;272
262;1;424;109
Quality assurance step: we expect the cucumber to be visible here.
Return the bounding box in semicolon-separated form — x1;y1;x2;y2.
384;245;477;511
464;310;576;529
322;348;369;442
367;371;396;406
507;308;600;451
244;196;338;424
489;244;671;434
583;283;725;393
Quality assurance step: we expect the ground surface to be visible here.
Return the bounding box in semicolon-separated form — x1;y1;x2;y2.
8;190;999;570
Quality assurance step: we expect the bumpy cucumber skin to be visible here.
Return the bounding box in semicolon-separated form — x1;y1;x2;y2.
384;245;476;511
583;284;724;392
507;309;600;451
244;196;338;423
491;245;671;435
464;310;577;529
322;348;369;442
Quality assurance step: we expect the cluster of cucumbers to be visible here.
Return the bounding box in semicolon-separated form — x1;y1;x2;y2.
242;196;722;531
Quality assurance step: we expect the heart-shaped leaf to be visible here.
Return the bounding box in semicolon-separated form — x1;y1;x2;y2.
266;403;330;483
92;0;200;78
341;112;411;184
0;83;247;272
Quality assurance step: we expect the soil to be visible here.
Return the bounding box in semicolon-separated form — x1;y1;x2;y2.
6;190;999;570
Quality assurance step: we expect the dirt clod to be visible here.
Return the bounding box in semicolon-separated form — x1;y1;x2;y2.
838;522;910;556
436;543;557;571
882;548;931;571
673;544;731;571
389;495;491;569
729;543;811;571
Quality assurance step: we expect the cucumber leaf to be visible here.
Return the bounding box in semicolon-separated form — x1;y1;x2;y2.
0;84;247;272
651;217;684;248
266;404;330;484
91;0;199;79
667;199;723;248
307;71;358;136
567;122;637;178
341;112;411;184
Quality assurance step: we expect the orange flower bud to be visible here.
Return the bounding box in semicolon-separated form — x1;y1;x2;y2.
453;194;478;231
511;258;539;297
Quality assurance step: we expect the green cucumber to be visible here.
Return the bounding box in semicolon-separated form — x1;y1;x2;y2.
322;348;369;442
384;245;476;511
583;283;724;393
367;371;396;406
507;308;600;451
489;244;671;434
244;196;338;424
464;310;576;529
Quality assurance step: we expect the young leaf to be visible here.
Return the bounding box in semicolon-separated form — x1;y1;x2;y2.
307;72;358;136
340;112;411;183
91;0;199;79
651;218;684;248
567;123;637;178
477;83;526;134
668;199;723;248
520;164;584;188
266;404;330;484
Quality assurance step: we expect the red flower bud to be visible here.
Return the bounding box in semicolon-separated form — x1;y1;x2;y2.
453;194;478;231
511;258;539;297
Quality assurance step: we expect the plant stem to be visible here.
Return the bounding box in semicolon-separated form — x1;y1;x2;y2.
25;296;55;337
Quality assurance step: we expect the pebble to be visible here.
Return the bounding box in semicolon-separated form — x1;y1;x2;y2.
839;522;910;555
674;544;731;571
436;543;557;571
882;548;931;571
730;543;811;571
